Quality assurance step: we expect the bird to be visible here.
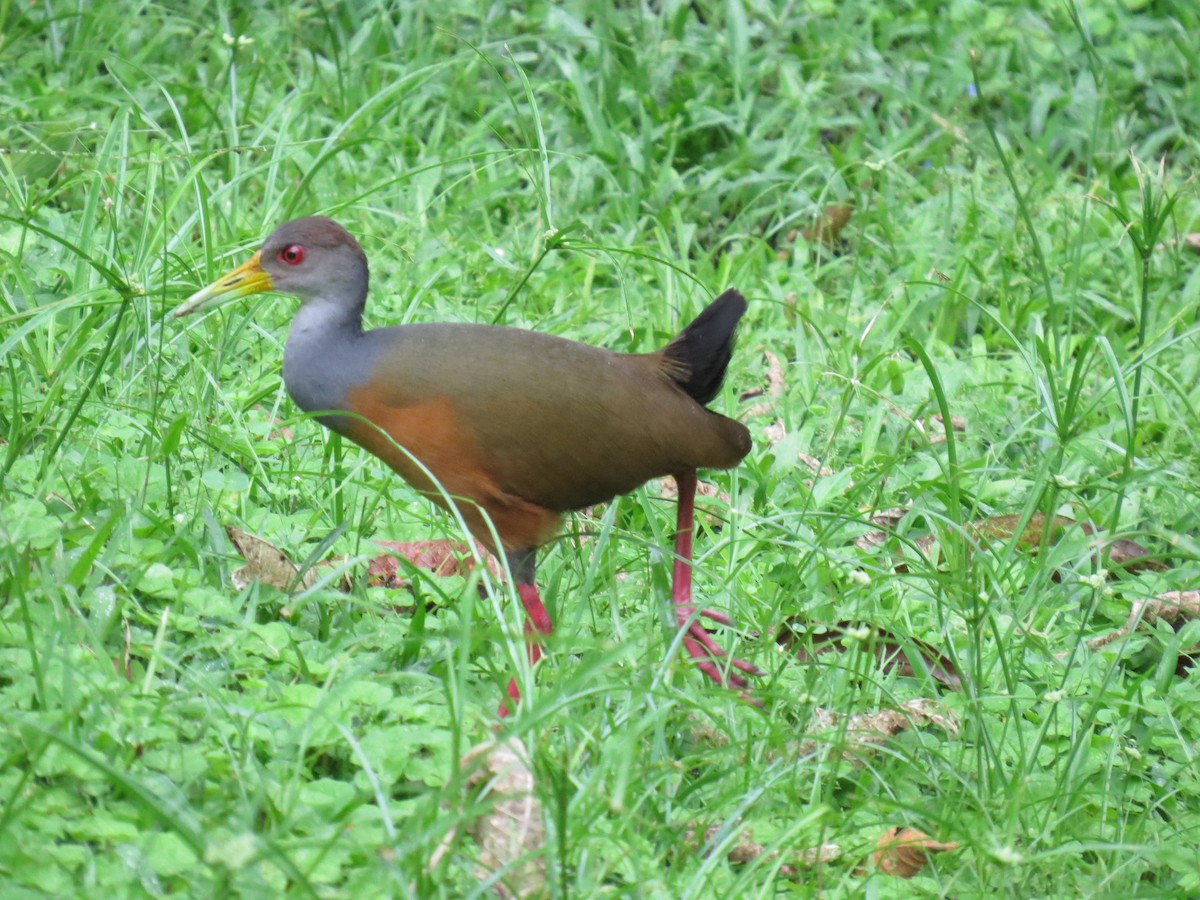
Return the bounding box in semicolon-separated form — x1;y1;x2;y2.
175;215;760;713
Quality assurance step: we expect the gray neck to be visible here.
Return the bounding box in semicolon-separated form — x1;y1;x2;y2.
282;298;374;416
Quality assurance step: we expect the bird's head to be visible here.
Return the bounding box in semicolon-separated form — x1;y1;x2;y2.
174;215;369;317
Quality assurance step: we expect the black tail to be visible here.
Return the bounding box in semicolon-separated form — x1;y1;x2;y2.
662;289;747;405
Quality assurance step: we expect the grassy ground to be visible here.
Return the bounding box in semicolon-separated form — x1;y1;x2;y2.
3;0;1200;895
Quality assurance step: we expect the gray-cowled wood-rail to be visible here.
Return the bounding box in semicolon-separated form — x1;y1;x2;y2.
176;216;760;713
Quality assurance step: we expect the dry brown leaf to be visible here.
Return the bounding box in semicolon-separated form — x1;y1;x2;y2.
867;508;911;530
783;290;799;325
431;740;545;898
764;419;787;445
252;404;293;442
1157;234;1200;254
843;699;959;739
921;413;967;444
226;528;508;596
790;699;958;763
802;204;854;250
897;697;960;734
754;350;785;398
684;821;841;877
365;553;410;590
1087;590;1200;651
855;511;1168;575
799;453;833;477
369;539;501;588
779;619;963;689
854;530;889;552
872;826;958;878
776;230;796;262
659;478;725;503
226;526;317;592
113;618;132;682
931;112;968;142
800;842;844;867
740;350;785;417
659;479;731;529
970;515;1167;573
686;716;731;749
1106;538;1169;572
854;507;912;552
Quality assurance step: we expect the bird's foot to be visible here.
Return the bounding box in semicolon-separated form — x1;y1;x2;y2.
499;678;521;719
674;604;763;690
498;583;552;719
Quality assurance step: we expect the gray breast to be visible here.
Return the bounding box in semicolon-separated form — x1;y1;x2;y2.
282;300;379;416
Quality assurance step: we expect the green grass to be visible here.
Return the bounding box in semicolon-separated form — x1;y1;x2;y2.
3;0;1200;895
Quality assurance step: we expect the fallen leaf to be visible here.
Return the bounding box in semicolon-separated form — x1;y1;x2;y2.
798;454;833;478
1157;234;1200;254
1106;538;1168;573
790;699;958;763
854;507;912;552
740;350;785;417
369;539;501;587
365;553;408;589
113;618;132;682
1087;590;1200;652
776;231;795;262
971;515;1167;573
801;842;843;867
872;826;958;878
659;479;731;529
867;508;911;530
778;620;963;689
442;739;545;899
686;716;730;749
930;112;967;142
252;404;293;442
802;204;854;250
226;526;317;592
855;511;1169;574
683;821;841;877
783;290;799;325
921;413;967;444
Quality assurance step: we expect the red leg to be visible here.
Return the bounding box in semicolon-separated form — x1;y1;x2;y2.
672;470;762;689
499;582;553;718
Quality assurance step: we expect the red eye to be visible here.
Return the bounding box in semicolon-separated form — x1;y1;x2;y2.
277;244;306;265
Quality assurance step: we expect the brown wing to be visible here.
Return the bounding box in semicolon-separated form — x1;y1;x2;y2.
349;324;748;515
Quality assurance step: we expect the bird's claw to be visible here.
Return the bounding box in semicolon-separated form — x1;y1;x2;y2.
675;604;763;689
